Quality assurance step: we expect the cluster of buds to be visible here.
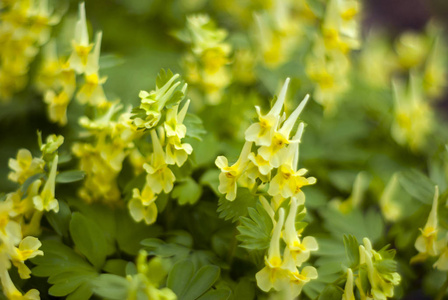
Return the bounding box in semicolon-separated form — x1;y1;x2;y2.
126;250;176;300
306;0;361;112
178;14;231;105
0;0;61;100
36;2;107;126
129;70;192;224
2;134;65;299
216;79;318;296
343;238;401;300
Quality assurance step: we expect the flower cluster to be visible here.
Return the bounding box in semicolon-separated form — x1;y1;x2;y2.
306;0;361;112
177;14;231;105
36;2;108;126
342;238;401;300
126;250;176;300
2;133;65;299
73;67;193;226
0;0;61;100
216;78;318;296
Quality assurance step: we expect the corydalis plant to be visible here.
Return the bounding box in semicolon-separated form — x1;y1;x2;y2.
216;78;318;297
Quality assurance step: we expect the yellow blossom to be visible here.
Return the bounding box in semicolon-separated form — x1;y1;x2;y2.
11;237;43;279
342;268;355;300
144;130;176;194
215;141;252;201
67;2;93;74
245;78;289;147
8;149;44;184
415;186;440;257
44;89;71;126
128;185;158;225
33;155;59;213
283;195;318;266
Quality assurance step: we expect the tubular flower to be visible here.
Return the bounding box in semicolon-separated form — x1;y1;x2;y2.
391;74;433;151
144;130;176;194
44;89;71;126
256;208;290;292
267;123;316;198
257;95;309;166
76;31;108;106
11;237;43;279
288;266;318;297
8;149;44;184
342;268;355;300
128;185;158;225
414;186;440;257
245;78;290;147
33;155;59;213
379;174;402;222
215;141;253;201
283;195;318;266
67;2;93;74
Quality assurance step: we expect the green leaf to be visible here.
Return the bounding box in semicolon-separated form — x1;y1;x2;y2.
45;200;71;238
167;260;221;300
67;283;93;300
317;285;343;300
197;288;231;300
172;177;203;205
69;212;115;269
102;259;128;276
93;274;129;300
31;240;97;298
184;113;206;140
343;235;359;268
165;90;184;109
236;202;273;250
399;169;435;204
167;260;195;297
116;209;162;255
156;68;175;89
56;170;85;183
20;173;44;193
217;188;257;222
182;265;220;300
199;169;220;195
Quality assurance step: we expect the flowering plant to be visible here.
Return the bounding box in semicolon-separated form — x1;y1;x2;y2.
0;0;447;299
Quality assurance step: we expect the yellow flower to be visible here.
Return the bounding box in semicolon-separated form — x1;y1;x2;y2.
434;239;448;271
215;141;252;201
245;78;290;146
33;155;59;213
256;208;291;292
8;149;44;184
67;2;93;74
0;269;40;300
164;100;189;139
44;89;71;126
144;130;176;194
258;96;309;166
283;195;318;266
288;266;318;297
11;237;43;279
128;186;158;225
379;174;401;222
342;268;355;300
76;32;108;106
165;136;193;167
415;186;440;257
391;74;432;151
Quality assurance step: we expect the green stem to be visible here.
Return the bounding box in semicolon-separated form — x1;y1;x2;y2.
436;272;448;300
